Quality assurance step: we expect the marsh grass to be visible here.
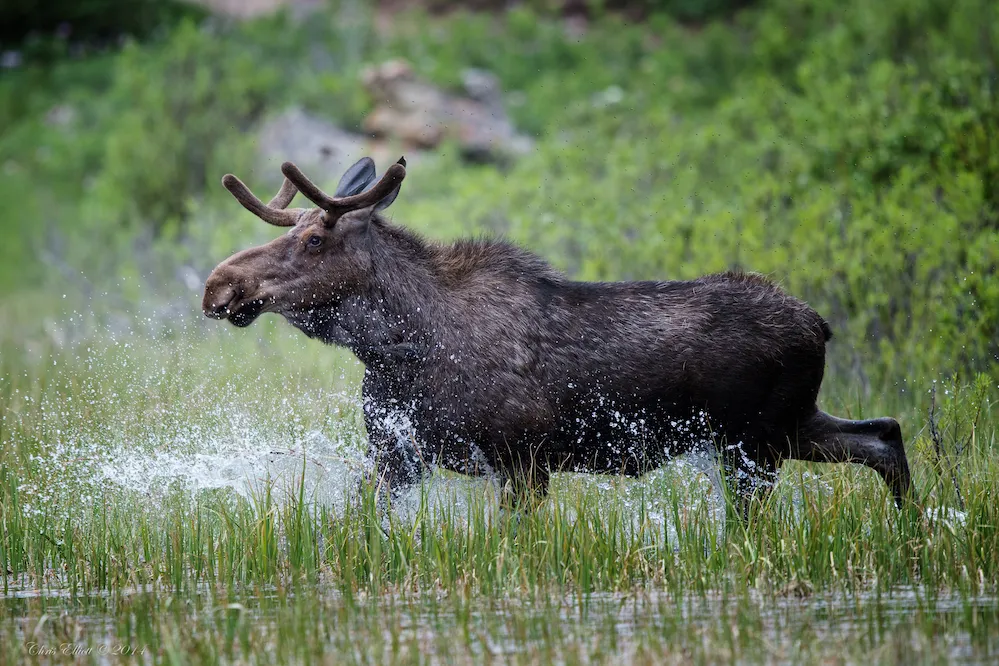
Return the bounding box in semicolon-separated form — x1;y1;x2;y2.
3;0;998;659
0;309;997;662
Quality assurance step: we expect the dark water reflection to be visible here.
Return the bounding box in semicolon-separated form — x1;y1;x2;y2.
2;584;996;664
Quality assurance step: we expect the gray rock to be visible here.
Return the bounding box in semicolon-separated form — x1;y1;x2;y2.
361;59;533;164
256;107;368;186
252;61;533;185
188;0;323;20
462;69;504;111
45;105;77;127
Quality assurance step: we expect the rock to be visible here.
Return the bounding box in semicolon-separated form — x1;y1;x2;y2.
461;69;504;110
45;105;76;127
361;59;532;163
254;107;426;189
189;0;323;20
255;107;369;186
1;51;23;69
252;62;532;185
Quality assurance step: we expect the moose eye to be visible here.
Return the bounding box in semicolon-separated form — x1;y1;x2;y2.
307;235;323;248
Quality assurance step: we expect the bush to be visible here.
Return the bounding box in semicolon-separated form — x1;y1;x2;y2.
0;0;201;57
394;5;999;391
91;20;280;234
1;0;997;397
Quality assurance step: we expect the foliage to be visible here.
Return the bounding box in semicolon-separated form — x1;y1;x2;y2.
91;20;282;234
0;0;202;57
391;0;999;390
633;0;758;22
400;57;999;391
0;0;997;389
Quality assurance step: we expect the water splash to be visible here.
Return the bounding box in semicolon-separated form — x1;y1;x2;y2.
97;427;370;508
9;313;742;537
14;406;373;522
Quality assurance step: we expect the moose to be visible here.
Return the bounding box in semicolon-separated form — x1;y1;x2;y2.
203;157;911;509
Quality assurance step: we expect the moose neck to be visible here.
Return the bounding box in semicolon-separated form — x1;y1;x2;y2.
289;221;442;366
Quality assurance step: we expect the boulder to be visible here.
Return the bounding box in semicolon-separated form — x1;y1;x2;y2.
256;107;369;186
361;59;532;163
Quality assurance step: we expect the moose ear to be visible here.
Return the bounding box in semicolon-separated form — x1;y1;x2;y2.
373;182;402;211
334;157;377;198
372;157;406;212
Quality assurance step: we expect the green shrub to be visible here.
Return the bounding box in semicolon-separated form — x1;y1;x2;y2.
0;0;202;57
89;20;280;234
1;0;997;396
396;31;999;391
638;0;757;22
750;0;999;77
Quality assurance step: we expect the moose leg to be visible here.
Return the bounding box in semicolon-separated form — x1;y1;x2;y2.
720;439;779;518
791;409;911;507
368;430;426;503
361;372;428;504
362;403;426;505
497;448;550;510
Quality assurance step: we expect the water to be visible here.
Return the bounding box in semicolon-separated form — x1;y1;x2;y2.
17;391;739;541
13;398;372;520
2;584;995;664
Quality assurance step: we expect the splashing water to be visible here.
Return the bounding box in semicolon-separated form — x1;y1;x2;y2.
15;401;373;521
7;312;802;541
97;425;371;507
15;373;735;542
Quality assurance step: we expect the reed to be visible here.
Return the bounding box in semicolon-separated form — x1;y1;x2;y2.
1;322;995;663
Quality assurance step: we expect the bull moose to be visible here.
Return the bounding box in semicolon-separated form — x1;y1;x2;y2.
203;157;911;509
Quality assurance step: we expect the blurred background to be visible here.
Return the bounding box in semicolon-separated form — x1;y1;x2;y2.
0;0;997;412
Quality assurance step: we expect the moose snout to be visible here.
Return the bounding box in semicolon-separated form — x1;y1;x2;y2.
203;289;236;319
202;273;240;319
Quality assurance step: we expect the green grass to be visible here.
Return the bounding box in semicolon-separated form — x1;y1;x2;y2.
3;584;997;664
1;301;997;663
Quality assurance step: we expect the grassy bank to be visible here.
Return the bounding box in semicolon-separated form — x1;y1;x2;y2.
0;313;996;662
2;324;996;597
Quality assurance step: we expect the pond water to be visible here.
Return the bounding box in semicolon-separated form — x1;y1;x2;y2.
2;583;996;664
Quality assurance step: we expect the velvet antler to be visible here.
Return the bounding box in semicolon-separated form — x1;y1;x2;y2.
221;174;303;227
280;157;407;220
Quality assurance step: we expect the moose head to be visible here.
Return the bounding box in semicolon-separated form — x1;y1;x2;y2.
202;157;407;329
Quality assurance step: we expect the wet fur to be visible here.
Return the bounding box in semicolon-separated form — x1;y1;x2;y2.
205;187;912;508
286;220;833;490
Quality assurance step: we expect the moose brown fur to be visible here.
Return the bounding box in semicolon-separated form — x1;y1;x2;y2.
203;157;912;507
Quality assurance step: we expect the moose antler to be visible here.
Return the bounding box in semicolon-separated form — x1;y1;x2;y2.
280;157;407;218
222;174;303;227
